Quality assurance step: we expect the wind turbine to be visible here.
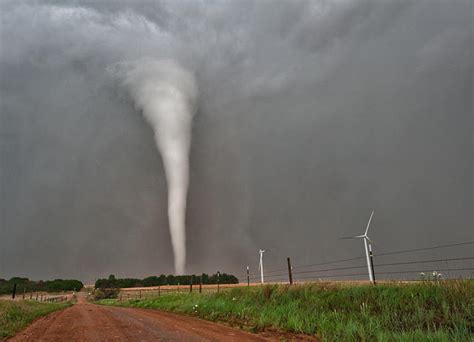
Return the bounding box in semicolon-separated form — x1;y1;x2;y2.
341;211;376;283
258;249;266;284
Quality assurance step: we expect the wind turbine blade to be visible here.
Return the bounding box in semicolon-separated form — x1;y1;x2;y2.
365;210;374;235
354;234;365;238
339;236;356;240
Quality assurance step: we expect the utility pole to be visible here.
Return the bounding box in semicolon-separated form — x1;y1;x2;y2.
246;266;250;287
287;257;293;285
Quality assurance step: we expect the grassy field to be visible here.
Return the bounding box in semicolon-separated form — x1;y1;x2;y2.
98;280;473;341
0;300;71;340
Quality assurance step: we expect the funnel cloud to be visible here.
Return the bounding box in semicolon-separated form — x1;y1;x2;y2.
112;59;197;274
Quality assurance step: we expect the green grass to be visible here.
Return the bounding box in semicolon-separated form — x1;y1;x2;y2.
0;300;71;340
98;280;474;341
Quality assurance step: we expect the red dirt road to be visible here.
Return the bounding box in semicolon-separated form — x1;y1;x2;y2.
10;296;269;341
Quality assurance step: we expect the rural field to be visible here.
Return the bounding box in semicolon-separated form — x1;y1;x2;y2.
98;280;474;341
3;279;471;341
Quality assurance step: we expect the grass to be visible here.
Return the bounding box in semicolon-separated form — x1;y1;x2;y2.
0;300;71;340
97;280;474;341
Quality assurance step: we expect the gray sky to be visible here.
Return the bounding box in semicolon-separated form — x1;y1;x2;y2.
0;0;472;283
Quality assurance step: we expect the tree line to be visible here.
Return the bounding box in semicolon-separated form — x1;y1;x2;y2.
0;277;84;295
95;273;238;289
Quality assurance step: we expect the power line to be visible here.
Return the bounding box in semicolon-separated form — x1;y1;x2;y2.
237;240;474;281
279;241;474;271
374;256;474;268
294;267;474;281
245;273;288;281
293;264;367;275
291;256;473;277
292;256;365;270
376;241;474;258
262;268;288;276
241;256;474;281
235;265;287;278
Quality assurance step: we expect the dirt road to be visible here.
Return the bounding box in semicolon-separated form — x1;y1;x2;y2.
10;295;269;341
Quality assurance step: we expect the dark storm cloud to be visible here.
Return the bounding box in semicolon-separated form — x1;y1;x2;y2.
0;0;472;282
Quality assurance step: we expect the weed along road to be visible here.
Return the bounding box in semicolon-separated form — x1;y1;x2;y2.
9;295;268;342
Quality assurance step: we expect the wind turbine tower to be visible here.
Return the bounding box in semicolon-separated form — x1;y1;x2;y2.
258;249;266;284
342;211;376;283
357;211;375;283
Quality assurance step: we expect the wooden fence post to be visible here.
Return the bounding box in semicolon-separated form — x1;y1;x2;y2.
287;257;293;285
247;266;250;287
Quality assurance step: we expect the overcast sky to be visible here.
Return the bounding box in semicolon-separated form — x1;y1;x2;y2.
0;0;472;283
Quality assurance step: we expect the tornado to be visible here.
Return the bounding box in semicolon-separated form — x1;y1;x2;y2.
113;59;197;274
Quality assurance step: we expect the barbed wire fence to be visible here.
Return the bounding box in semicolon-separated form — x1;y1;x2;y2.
104;241;474;301
236;240;474;284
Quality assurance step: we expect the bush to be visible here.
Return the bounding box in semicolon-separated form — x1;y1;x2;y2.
93;288;120;300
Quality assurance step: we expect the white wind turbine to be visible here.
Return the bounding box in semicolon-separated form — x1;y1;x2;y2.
258;249;266;284
341;211;376;283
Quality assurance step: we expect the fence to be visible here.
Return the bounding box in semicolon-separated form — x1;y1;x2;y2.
3;290;71;302
236;240;474;284
108;240;474;302
117;283;249;300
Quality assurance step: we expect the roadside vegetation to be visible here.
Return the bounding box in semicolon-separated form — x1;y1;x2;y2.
0;300;71;340
98;280;473;341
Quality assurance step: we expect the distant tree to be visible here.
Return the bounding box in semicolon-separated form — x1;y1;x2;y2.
0;277;83;295
93;272;239;289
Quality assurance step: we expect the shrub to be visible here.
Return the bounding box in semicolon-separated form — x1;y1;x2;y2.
93;288;119;300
